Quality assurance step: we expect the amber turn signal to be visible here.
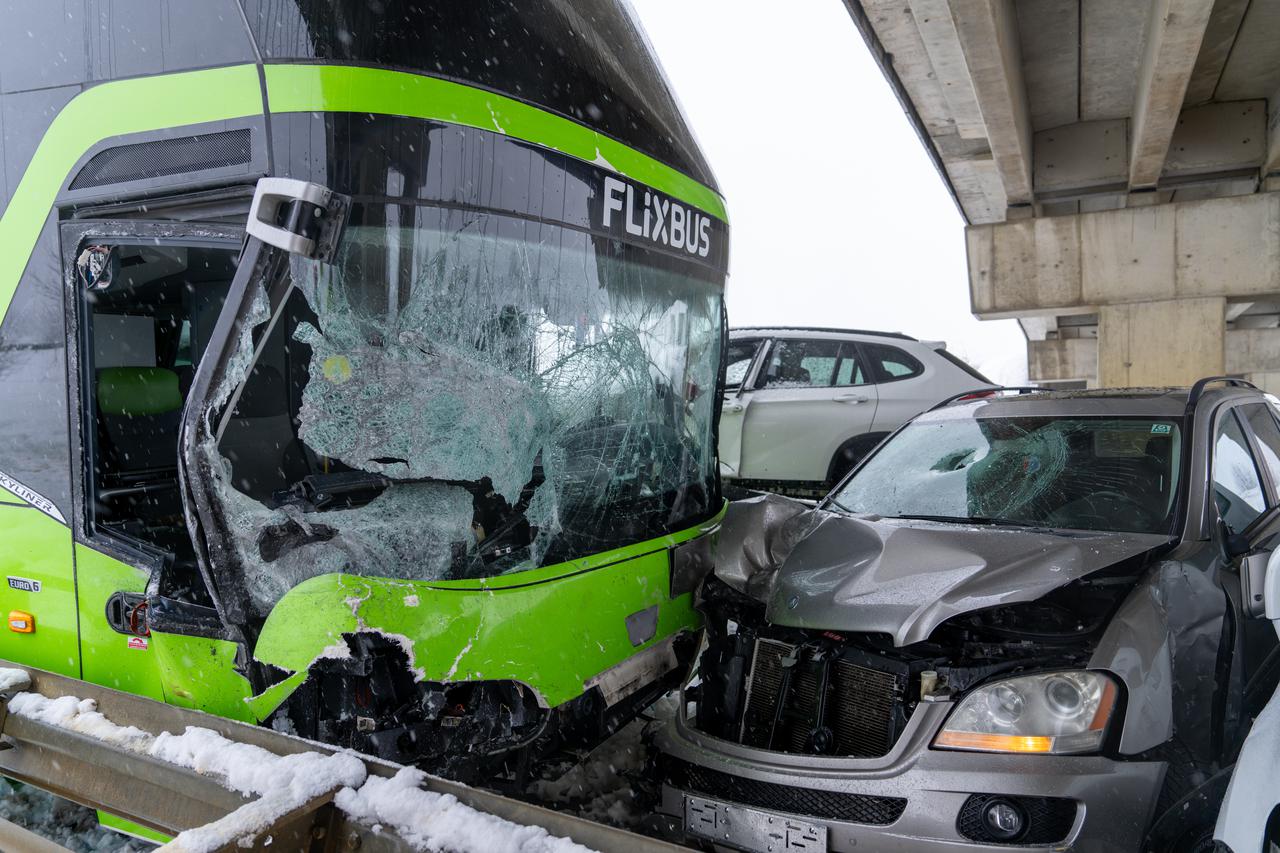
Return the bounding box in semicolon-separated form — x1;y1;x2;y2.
8;610;35;633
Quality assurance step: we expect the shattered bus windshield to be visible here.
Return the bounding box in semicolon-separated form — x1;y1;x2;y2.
203;205;722;612
830;415;1182;535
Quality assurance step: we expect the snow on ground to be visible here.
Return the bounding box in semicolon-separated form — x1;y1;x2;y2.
1;686;597;853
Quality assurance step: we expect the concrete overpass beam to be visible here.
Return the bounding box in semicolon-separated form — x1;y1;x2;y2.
1129;0;1216;189
1099;297;1224;386
1266;82;1280;187
908;0;987;139
947;0;1034;205
969;192;1280;316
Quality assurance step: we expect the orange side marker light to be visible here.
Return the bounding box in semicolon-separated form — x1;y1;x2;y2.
8;611;34;633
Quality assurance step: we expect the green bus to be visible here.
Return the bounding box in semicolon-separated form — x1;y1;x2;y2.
0;0;727;791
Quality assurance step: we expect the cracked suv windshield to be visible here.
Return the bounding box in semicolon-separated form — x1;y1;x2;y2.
204;204;722;612
831;413;1181;534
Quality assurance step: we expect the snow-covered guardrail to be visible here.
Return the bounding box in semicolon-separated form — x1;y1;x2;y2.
0;663;685;853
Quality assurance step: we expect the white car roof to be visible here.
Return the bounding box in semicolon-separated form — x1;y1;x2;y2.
729;327;922;345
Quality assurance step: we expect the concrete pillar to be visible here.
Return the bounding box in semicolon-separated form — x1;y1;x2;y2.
1028;338;1098;384
1098;297;1224;387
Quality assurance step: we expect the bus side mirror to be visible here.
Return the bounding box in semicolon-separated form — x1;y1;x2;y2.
246;177;349;263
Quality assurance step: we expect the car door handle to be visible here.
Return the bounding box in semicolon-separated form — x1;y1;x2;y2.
833;392;869;403
724;402;745;413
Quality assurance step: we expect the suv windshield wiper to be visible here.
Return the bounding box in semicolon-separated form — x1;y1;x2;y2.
891;513;1055;530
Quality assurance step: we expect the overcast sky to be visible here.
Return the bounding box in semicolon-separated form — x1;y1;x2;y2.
629;0;1028;384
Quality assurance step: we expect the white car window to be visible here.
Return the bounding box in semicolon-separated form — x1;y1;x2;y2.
724;338;762;388
864;342;923;381
1242;404;1280;496
761;339;841;388
834;343;870;386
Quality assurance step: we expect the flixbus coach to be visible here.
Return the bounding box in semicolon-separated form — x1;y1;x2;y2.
0;0;728;796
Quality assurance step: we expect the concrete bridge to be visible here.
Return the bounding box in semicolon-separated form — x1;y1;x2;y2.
844;0;1280;388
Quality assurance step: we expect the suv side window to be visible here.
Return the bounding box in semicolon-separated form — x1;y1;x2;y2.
725;338;762;389
834;342;870;386
1241;403;1280;495
864;342;924;382
760;339;841;388
1213;409;1268;533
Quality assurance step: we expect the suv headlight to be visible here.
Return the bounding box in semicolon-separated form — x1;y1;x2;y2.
934;671;1118;755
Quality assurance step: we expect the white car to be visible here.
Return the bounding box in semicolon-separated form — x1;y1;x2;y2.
720;327;995;495
1216;546;1280;853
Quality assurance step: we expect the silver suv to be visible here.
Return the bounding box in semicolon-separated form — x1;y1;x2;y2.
721;327;993;496
661;379;1280;852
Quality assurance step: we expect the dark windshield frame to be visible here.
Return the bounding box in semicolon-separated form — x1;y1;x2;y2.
823;411;1186;537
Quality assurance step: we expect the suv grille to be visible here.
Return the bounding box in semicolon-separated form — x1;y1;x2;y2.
662;756;907;825
739;638;903;757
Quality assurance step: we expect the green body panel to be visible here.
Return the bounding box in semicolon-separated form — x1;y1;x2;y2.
264;64;728;222
253;511;722;710
149;633;256;723
73;544;163;700
0;488;77;677
96;813;170;845
257;560;694;710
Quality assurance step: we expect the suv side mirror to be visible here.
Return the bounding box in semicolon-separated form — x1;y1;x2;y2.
1265;549;1280;634
1221;516;1251;560
1243;550;1270;617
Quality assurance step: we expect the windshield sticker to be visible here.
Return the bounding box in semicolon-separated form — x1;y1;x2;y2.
0;470;67;525
601;175;712;258
1151;423;1172;434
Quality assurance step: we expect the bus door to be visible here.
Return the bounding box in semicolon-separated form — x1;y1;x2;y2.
62;220;242;697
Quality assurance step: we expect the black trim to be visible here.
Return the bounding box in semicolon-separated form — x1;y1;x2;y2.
1187;376;1261;414
935;347;994;384
662;755;907;826
69;130;253;191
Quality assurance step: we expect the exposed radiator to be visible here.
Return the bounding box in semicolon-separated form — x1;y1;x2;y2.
739;638;902;757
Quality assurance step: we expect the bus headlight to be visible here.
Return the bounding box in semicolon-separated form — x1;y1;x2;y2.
934;671;1118;755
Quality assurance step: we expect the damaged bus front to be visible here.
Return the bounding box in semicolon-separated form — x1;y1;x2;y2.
0;1;726;786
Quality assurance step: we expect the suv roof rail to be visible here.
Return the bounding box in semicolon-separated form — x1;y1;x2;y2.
928;386;1047;411
731;326;917;342
1186;376;1261;408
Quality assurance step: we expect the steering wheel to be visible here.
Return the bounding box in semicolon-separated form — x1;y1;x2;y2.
1071;489;1162;530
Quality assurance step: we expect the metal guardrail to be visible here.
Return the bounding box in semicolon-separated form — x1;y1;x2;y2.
0;661;685;853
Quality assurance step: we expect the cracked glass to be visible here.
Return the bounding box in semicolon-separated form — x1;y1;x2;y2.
202;204;722;612
831;415;1182;535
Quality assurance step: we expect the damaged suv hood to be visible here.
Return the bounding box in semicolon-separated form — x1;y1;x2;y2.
715;495;1168;646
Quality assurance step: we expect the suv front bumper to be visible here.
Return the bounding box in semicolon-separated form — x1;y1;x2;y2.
655;701;1166;853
